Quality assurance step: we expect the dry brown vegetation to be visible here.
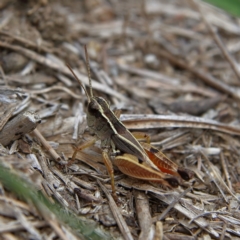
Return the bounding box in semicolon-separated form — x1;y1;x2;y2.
1;0;240;239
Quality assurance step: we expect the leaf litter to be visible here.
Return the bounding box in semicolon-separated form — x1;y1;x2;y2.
1;0;240;239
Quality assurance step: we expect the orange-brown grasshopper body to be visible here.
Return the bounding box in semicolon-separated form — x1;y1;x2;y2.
68;46;193;198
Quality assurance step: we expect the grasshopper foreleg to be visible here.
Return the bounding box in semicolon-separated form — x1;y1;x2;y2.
69;137;97;166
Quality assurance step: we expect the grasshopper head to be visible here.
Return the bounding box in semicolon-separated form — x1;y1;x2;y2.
86;97;109;129
88;97;102;115
87;96;110;120
87;97;109;114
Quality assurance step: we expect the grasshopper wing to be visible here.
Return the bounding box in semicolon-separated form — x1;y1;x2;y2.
141;142;194;181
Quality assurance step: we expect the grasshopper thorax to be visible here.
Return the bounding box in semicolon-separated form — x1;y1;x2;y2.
87;97;110;118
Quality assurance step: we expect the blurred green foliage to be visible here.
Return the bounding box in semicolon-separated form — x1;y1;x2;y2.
203;0;240;17
0;163;112;240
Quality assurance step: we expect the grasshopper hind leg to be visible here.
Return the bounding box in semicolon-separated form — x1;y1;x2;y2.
102;149;118;201
131;132;151;144
114;154;181;188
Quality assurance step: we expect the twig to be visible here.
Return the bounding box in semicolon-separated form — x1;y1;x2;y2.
188;210;227;224
120;114;240;136
220;152;232;190
97;180;134;240
23;86;82;100
13;206;42;240
201;152;238;202
0;111;41;146
152;187;191;222
220;223;227;240
119;179;219;237
193;0;240;82
0;195;31;213
0;103;16;132
134;190;154;240
32;128;62;162
0;64;7;86
157;49;240;99
117;63;179;85
154;221;163;240
0;30;55;54
52;167;101;203
0;41;128;101
0;221;47;233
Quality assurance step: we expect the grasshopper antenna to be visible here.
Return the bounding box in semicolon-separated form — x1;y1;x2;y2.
84;45;93;98
66;64;91;103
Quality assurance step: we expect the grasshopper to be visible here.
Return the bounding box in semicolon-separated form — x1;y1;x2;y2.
68;46;192;199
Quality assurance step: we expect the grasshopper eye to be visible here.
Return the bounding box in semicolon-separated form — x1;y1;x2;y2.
89;100;98;110
88;100;102;117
